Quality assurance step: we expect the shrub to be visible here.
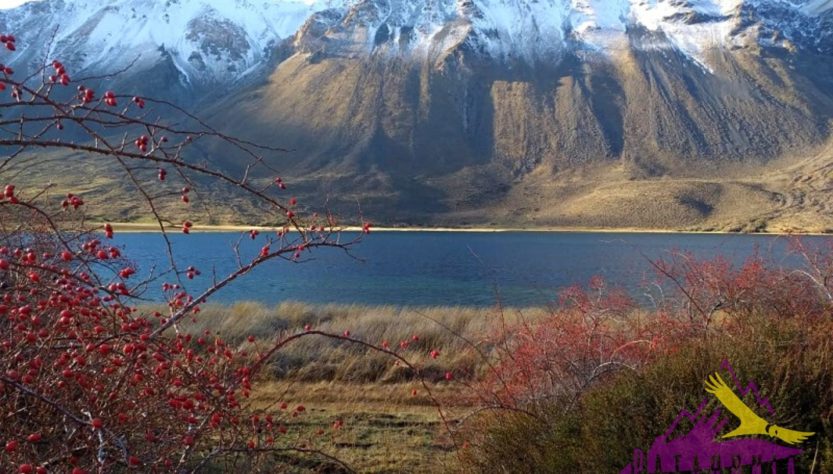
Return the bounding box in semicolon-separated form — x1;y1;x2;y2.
459;249;833;472
0;31;429;473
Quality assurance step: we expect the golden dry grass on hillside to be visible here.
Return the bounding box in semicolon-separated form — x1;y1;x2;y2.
15;143;833;233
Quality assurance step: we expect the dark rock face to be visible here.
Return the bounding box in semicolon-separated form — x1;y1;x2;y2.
186;16;251;63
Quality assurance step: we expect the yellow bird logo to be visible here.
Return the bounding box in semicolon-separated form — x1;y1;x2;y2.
704;373;814;446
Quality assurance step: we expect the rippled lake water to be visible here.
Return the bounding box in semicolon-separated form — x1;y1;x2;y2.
111;231;829;307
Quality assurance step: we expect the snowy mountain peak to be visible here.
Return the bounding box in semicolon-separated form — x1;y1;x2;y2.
0;0;829;94
289;0;831;69
0;0;338;86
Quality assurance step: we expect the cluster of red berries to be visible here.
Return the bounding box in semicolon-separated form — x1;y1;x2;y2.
79;239;121;263
292;243;306;260
274;176;287;190
3;184;18;204
132;96;145;108
96;247;121;261
60;193;84;210
0;64;11;94
103;90;117;107
80;238;100;254
77;85;95;104
106;281;130;296
161;282;180;292
1;33;15;51
134;135;150;153
103;223;114;239
182;221;193;234
49;60;70;86
185;266;200;280
181;187;190;204
19;250;36;265
118;267;136;279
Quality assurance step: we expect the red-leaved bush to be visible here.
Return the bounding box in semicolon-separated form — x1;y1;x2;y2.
649;247;832;326
455;242;833;472
0;32;437;473
467;277;689;416
464;241;833;423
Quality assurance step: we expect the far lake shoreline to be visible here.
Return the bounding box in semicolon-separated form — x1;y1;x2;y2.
103;222;832;236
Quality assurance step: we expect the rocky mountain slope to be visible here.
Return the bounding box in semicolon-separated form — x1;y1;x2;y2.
3;0;833;230
0;0;338;100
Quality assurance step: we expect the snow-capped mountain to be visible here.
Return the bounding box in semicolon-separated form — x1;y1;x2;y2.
0;0;343;92
2;0;833;230
1;0;830;91
298;0;833;68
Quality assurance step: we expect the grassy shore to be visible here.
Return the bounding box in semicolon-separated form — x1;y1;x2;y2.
166;302;541;472
160;288;833;473
184;301;546;384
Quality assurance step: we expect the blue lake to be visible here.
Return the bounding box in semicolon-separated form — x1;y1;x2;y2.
111;232;830;307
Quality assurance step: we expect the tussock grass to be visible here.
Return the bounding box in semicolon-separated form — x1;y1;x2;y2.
166;302;519;473
184;302;548;384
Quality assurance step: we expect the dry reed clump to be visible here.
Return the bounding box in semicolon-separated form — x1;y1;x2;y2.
180;301;549;383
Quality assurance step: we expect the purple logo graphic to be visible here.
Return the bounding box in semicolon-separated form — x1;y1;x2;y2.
621;360;813;473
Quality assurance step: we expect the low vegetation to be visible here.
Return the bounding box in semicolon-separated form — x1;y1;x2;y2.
458;244;833;473
458;314;833;472
184;242;833;472
171;302;521;472
185;302;546;384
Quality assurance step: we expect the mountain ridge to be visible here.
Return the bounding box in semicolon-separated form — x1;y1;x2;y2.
2;0;833;232
4;0;831;91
